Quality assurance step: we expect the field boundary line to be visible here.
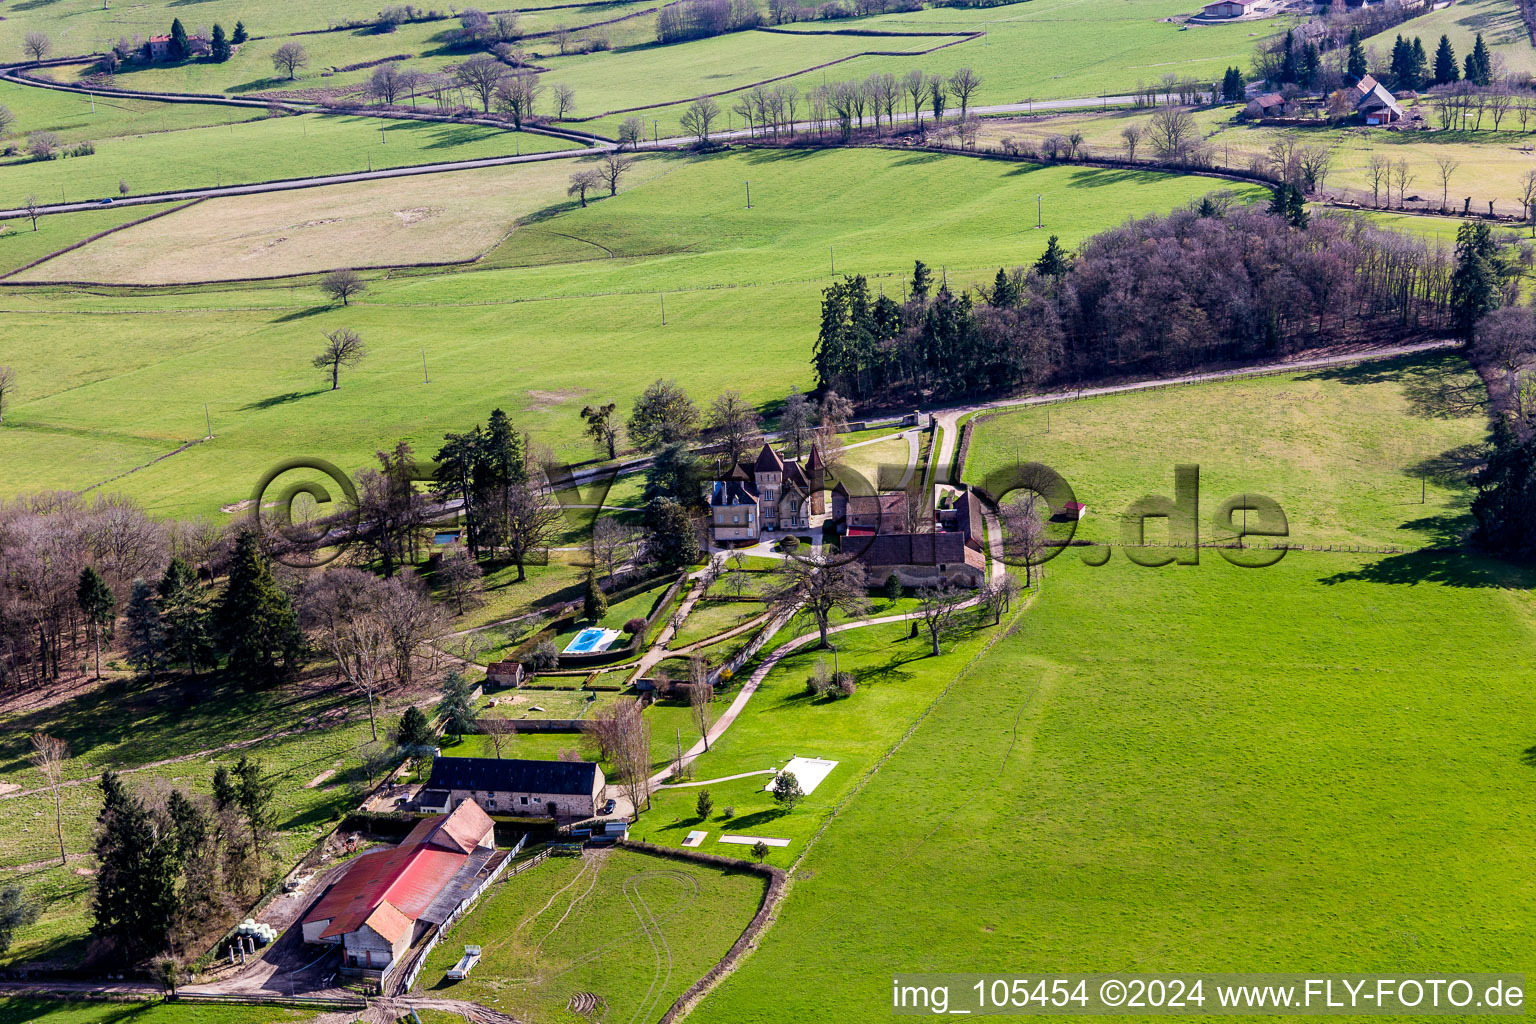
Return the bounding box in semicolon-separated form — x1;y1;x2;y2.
0;199;205;281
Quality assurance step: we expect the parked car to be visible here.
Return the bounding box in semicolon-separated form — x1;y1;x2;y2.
95;198;113;205
602;798;616;814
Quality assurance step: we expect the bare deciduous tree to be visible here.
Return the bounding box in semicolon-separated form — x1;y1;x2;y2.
1147;106;1196;162
454;54;505;112
1121;123;1143;161
1392;158;1415;209
915;579;963;656
567;168;601;207
29;733;68;866
319;268;366;306
22;32;51;62
503;479;563;581
618;115;645;149
438;544;483;614
706;390;762;466
599;152;633;196
591;515;641;583
1365;154;1390;208
1434;154;1460;211
680;95;720;146
0;365;14;425
688;659;714;750
271;42;308;80
493;73;541;128
0;105;15;138
770;553;869;649
551;83;576;119
22;195;39;231
948;66;981;118
313;328;366;390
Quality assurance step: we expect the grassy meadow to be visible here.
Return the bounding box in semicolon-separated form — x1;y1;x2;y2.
1360;0;1536;79
691;350;1536;1022
0;1000;319;1024
0;112;578;210
416;846;765;1023
0;148;1266;516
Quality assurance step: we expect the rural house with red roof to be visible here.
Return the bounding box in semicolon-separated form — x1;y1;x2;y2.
300;800;497;975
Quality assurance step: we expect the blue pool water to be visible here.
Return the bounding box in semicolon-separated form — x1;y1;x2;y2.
564;627;613;654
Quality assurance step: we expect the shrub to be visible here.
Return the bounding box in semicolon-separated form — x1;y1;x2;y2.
26;131;59;161
696;789;713;819
721;805;734;818
523;637;560;671
65;140;95;158
780;535;800;553
835;670;857;697
884;573;903;601
624;616;647;635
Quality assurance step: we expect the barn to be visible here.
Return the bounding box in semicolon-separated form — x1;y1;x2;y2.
300;800;496;975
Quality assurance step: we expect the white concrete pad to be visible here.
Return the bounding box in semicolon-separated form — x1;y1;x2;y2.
765;756;838;795
682;830;707;848
719;835;791;847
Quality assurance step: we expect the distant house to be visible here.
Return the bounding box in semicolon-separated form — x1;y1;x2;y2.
145;35;173;60
419;756;607;820
1202;0;1261;17
1356;81;1405;124
1244;92;1286;118
301;801;496;975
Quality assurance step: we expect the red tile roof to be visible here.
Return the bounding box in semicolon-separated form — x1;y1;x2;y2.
305;802;492;942
362;900;414;946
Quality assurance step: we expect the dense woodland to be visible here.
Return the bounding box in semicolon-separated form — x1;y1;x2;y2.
814;202;1461;404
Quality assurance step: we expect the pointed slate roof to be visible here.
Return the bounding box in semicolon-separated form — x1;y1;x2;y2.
752;444;784;472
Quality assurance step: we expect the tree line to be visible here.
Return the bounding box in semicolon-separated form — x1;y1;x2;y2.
813;199;1459;405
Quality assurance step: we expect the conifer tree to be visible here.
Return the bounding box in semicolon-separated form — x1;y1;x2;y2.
214;531;302;684
124;579;166;681
76;567;114;679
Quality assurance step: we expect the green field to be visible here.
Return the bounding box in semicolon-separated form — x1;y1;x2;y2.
0;999;318;1024
688;351;1536;1021
0;149;1266;516
576;0;1291;136
0;201;180;275
417;846;766;1023
0;111;577;209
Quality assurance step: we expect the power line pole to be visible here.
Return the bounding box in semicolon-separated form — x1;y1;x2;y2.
422;349;429;384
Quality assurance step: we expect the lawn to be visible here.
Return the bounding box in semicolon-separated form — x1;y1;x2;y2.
669;599;767;648
416;846;766;1023
0;79;260;144
0;111;579;211
635;614;1002;867
690;350;1536;1023
0;148;1265;517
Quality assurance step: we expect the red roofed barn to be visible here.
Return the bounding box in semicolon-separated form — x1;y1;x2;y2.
301;801;496;974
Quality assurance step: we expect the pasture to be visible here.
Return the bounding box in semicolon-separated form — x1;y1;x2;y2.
0;113;578;211
417;846;765;1024
692;351;1536;1022
0;1000;318;1024
1361;0;1536;79
0;149;1264;516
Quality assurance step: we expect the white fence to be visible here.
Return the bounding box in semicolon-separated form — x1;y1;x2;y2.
399;835;539;994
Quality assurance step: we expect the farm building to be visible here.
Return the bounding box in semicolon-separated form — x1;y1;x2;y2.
1201;0;1261;17
300;800;497;974
420;756;608;820
1356;82;1405;124
841;487;988;587
1244;93;1286;118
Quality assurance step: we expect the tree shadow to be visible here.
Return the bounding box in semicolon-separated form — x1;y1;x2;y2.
240;390;325;411
723;806;790;831
1408;442;1485;486
270;306;333;324
1317;547;1536;589
1521;744;1536;768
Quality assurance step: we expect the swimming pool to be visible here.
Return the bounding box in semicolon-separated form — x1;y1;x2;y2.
563;627;621;654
